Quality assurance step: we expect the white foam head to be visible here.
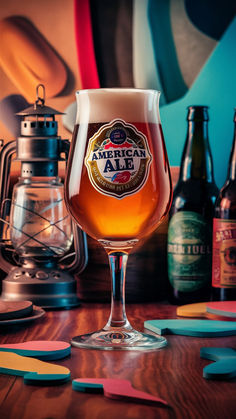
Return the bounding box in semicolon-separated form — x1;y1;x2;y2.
75;88;161;124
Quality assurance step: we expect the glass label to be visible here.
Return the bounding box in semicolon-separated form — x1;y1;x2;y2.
167;211;212;292
212;218;236;288
85;119;152;199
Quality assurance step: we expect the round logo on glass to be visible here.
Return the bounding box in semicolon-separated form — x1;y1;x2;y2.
85;119;152;199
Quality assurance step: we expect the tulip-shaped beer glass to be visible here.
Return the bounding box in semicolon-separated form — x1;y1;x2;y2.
65;89;172;350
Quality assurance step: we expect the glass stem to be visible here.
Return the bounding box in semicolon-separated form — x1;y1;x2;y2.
104;252;132;330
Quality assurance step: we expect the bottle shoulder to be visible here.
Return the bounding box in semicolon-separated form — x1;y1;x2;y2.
170;179;218;218
173;178;219;195
218;179;236;197
215;179;236;219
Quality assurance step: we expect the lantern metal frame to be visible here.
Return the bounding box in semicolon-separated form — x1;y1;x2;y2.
0;85;88;309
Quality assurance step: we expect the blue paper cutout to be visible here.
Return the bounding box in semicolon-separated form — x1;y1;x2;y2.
159;17;236;188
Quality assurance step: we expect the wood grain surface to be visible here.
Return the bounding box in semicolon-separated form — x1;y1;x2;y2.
0;302;235;419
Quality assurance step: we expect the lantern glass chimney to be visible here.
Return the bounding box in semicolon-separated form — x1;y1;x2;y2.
10;176;72;264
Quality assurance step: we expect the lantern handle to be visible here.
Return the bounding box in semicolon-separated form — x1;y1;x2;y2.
34;84;45;109
0;140;17;272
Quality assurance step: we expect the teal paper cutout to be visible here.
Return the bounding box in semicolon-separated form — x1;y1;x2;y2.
144;319;236;337
200;347;236;380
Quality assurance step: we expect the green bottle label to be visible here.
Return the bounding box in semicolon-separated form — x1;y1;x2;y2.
167;211;212;292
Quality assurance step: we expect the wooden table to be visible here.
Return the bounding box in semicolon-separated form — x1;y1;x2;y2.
0;303;235;419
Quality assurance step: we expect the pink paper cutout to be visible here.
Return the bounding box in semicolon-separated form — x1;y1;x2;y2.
74;0;100;88
74;378;168;406
207;301;236;318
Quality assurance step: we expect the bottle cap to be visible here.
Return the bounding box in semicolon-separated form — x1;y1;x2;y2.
187;106;209;121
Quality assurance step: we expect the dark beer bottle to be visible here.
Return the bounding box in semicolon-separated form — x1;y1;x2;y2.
167;106;219;304
212;110;236;300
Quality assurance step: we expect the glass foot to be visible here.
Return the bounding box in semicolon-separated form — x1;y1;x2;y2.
71;328;167;351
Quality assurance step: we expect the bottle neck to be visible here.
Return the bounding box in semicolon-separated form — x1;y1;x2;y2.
179;120;215;182
228;126;236;180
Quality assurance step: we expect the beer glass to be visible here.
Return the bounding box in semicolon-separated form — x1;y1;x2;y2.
65;88;172;350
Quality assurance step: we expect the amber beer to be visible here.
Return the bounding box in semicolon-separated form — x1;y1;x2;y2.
65;91;172;251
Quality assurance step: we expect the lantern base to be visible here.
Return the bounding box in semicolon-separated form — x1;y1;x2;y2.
1;267;80;309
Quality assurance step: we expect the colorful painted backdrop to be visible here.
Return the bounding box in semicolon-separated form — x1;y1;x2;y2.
0;0;235;187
